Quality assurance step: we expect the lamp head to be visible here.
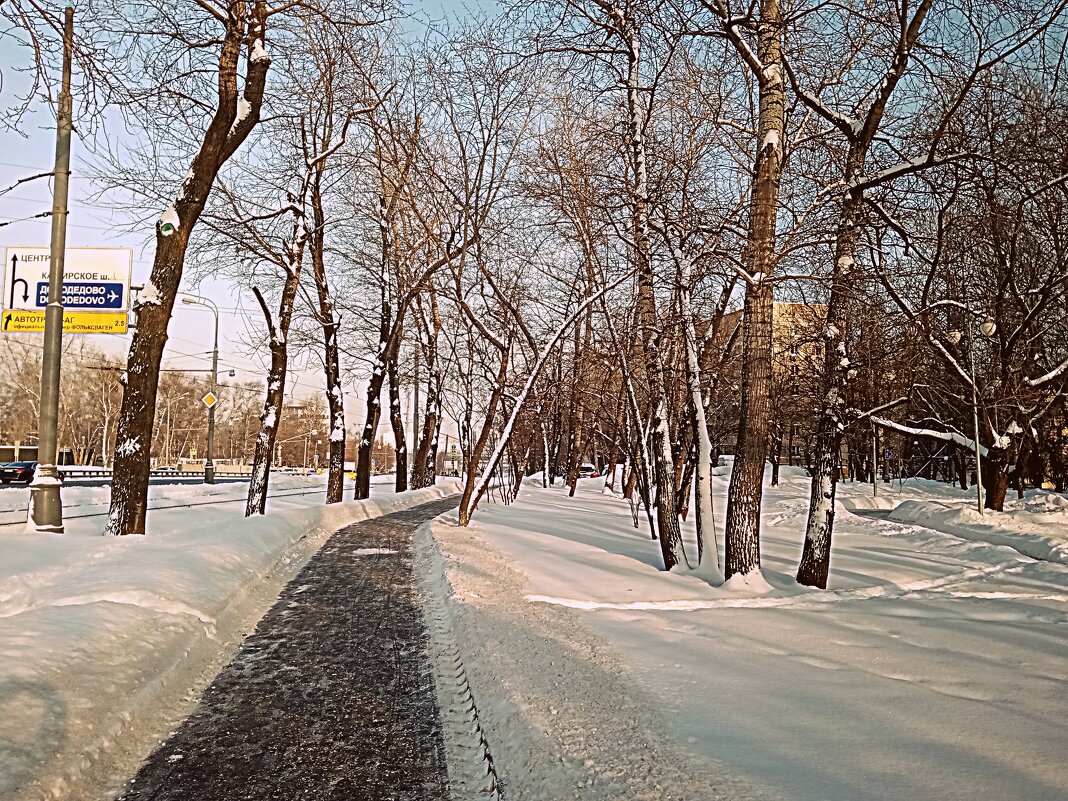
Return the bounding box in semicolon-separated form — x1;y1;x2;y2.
947;330;962;345
980;317;997;338
181;297;196;305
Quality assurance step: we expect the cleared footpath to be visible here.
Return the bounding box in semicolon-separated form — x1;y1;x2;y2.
114;496;461;801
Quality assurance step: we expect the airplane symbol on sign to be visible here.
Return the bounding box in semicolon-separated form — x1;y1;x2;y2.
108;290;118;303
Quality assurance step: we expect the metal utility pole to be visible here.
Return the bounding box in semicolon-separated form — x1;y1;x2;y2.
871;426;878;499
28;7;74;533
412;342;420;451
181;295;219;483
207;333;218;483
967;326;985;516
948;313;996;516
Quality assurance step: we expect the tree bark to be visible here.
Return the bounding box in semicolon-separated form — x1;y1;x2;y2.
410;289;443;489
723;0;785;577
386;351;408;492
246;283;297;516
309;173;345;504
457;343;510;526
796;0;933;587
246;209;305;515
622;17;684;569
106;3;270;535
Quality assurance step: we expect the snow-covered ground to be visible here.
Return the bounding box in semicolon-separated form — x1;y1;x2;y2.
0;475;462;801
3;466;1066;801
433;467;1068;801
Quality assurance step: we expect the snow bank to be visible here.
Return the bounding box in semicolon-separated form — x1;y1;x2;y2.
0;480;461;801
832;473;1068;566
888;497;1068;566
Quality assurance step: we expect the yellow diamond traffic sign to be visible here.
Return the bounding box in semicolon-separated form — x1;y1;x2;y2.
201;392;218;409
1;309;128;334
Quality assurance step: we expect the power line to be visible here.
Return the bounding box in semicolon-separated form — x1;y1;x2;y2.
0;210;51;228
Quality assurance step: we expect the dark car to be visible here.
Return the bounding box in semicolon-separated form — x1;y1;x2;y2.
0;461;37;484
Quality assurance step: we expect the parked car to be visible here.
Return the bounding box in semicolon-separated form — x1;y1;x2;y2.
0;461;37;484
577;463;600;478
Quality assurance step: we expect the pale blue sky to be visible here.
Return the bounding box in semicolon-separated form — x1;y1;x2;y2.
0;0;506;444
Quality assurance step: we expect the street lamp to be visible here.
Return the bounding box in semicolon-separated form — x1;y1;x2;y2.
274;429;320;470
947;314;996;515
26;10;74;533
181;295;219;484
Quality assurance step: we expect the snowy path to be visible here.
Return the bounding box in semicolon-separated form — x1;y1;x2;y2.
0;477;463;801
115;497;459;801
435;470;1068;801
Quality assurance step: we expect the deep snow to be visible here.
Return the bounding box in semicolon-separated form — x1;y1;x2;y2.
432;468;1068;801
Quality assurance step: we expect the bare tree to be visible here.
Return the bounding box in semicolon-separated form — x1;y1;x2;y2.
105;0;273;535
789;0;1066;585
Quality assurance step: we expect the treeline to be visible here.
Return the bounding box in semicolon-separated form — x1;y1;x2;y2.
0;338;329;466
4;0;1066;586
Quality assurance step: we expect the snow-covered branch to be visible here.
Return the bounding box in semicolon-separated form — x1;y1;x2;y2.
871;416;989;457
1026;357;1068;388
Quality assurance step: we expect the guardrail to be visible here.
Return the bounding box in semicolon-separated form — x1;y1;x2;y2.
56;467;268;479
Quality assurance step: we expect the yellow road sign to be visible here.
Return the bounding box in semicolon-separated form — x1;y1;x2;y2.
202;392;218;408
1;309;128;334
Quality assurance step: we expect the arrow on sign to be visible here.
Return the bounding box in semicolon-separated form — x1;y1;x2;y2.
9;255;28;306
3;313;10;331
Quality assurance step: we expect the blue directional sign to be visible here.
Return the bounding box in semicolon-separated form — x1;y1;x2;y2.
36;281;125;310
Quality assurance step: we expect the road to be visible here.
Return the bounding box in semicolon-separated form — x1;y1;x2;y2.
0;474;252;490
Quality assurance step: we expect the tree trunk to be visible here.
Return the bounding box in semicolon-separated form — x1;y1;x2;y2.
246;357;285;516
984;454;1009;511
540;418;550;488
675;238;720;573
387;351;408;493
953;447;968;490
108;6;271;533
795;0;932;588
723;0;785;577
623;21;684;570
410;386;441;490
356;298;390;499
246;225;304;516
623;459;637;500
410;291;443;490
105;4;270;535
724;284;775;577
511;442;531;501
458;344;510;526
309;175;345;504
797;195;862;589
770;422;782;486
